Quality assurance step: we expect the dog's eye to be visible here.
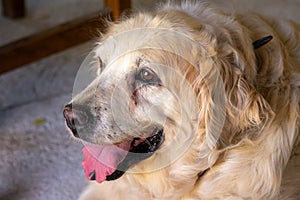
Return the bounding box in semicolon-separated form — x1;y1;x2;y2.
136;68;160;84
141;69;155;81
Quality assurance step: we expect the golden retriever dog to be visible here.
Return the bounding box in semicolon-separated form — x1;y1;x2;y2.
63;1;300;199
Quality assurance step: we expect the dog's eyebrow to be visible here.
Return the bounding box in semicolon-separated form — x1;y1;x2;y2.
136;57;143;67
136;56;150;67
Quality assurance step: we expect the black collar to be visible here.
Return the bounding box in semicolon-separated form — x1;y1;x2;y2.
253;35;273;49
196;168;208;183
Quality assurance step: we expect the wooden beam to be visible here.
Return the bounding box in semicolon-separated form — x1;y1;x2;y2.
0;11;110;74
2;0;26;19
105;0;131;20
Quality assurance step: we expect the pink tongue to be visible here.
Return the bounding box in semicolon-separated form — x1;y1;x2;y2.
82;142;131;183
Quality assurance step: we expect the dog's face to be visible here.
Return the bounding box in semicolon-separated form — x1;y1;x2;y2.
69;52;167;144
63;20;204;182
67;47;197;142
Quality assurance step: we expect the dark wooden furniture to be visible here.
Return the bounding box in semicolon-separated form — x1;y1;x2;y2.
0;0;131;74
2;0;26;19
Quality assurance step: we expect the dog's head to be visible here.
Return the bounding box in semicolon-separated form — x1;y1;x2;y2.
64;8;272;184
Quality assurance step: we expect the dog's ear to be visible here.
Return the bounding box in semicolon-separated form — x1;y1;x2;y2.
192;27;274;150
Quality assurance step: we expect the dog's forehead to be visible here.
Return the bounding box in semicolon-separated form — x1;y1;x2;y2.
94;35;144;77
95;30;150;64
95;27;198;67
102;52;138;76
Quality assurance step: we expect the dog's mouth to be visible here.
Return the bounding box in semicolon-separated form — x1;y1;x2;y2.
82;128;164;183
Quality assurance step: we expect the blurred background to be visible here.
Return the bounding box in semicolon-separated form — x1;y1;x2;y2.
0;0;299;200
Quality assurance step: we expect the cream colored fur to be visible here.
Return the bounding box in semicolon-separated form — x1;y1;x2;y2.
77;1;300;199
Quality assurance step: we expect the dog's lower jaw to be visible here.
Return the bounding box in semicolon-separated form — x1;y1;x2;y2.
123;147;212;199
119;172;200;200
78;168;204;200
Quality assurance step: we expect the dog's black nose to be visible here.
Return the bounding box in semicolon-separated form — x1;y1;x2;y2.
63;104;89;138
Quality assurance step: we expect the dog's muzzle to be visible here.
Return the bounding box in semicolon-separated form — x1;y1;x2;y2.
63;104;90;138
63;103;165;183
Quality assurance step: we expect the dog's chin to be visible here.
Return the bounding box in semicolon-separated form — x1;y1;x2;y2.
80;128;165;183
